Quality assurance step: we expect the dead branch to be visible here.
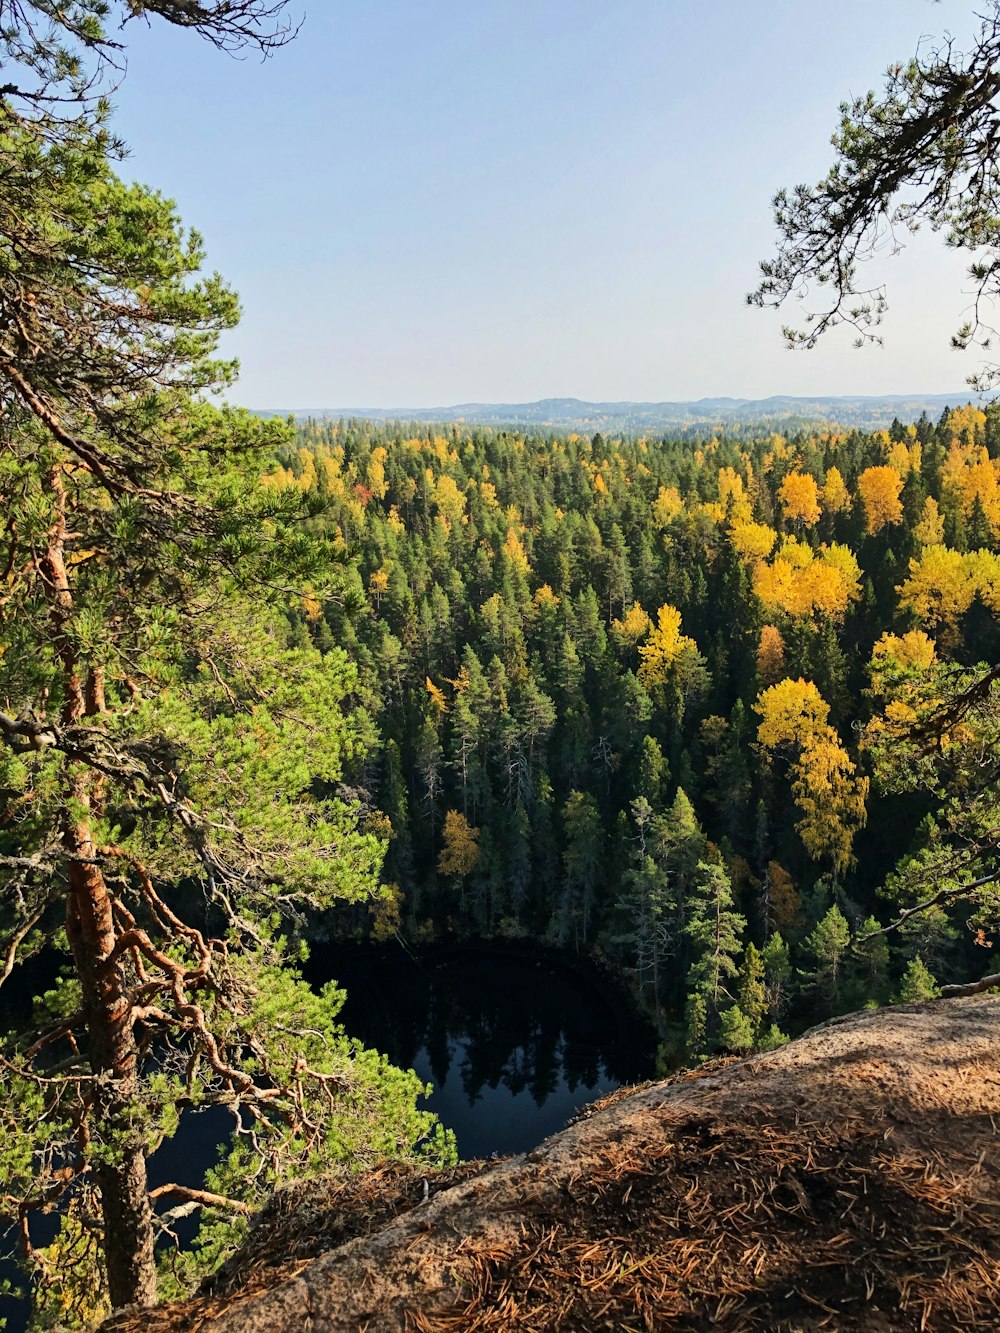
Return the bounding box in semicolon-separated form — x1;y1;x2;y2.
149;1184;251;1215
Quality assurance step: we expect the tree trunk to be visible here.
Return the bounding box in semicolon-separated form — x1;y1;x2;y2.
652;937;665;1040
65;788;158;1311
43;466;157;1309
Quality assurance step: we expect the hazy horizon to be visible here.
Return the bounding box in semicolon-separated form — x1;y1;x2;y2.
241;389;975;411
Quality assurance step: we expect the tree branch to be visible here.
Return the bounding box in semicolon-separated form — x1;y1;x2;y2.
855;869;1000;945
148;1183;251;1215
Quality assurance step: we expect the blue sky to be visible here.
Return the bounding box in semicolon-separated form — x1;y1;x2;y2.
115;0;981;407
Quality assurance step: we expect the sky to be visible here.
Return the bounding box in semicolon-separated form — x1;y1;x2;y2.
112;0;985;408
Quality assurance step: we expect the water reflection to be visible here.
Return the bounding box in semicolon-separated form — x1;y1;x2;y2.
319;947;655;1159
0;946;654;1332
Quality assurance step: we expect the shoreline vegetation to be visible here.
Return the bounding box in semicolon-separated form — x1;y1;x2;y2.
2;3;1000;1322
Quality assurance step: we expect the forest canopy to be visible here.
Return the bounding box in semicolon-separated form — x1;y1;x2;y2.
1;0;1000;1325
277;405;1000;1045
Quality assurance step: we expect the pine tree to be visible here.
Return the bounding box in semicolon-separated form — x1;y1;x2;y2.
802;905;852;1015
381;739;414;890
849;915;891;1007
761;933;792;1022
684;861;746;1055
719;1004;755;1054
650;788;706;1004
684;992;708;1058
558;790;604;948
756;1024;790;1051
898;957;941;1003
0;153;451;1318
616;799;670;1028
636;734;668;807
737;942;767;1037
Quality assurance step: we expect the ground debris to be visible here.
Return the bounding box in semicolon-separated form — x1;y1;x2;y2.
103;995;1000;1332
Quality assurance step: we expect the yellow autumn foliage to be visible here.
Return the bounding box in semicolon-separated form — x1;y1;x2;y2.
914;496;944;546
941;443;1000;536
369;568;390;606
791;735;869;874
757;678;867;871
717;466;752;521
755;677;830;750
730;520;777;563
425;677;447;714
438;810;480;878
871;630;937;672
821;466;851;514
886;440;919;477
756;625;786;687
966;549;1000;613
753;541;860;619
433;473;467;525
261;464;296;490
611;603;652;649
504;526;530;574
366;446;388;500
766;860;802;933
778;470;822;527
858;466;904;534
653;485;684;527
897;545;979;627
946;403;987;445
637;604;697;685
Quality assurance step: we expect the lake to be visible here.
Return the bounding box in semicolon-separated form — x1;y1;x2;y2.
0;943;655;1330
310;941;657;1159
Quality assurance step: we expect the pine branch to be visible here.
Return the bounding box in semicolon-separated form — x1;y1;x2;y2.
855;869;1000;947
940;972;1000;997
148;1183;251;1215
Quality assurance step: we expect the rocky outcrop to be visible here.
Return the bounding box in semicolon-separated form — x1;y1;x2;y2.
104;996;1000;1331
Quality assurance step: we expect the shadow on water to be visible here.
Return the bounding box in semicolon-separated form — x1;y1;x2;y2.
0;942;655;1328
306;942;657;1159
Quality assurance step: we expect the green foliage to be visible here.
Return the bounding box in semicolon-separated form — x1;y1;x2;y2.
718;1003;755;1054
756;1023;790;1052
737;941;767;1037
557;790;603;947
849;916;891;1008
684;991;707;1059
898;957;941;1004
0;101;450;1321
802;906;852;1016
684;860;746;1056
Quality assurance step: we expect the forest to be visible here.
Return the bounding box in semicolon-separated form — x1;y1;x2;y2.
274;407;1000;1056
1;0;1000;1327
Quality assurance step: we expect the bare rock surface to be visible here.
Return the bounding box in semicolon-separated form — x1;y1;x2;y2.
103;996;1000;1331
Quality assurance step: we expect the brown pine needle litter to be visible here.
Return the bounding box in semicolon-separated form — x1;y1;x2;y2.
103;996;1000;1332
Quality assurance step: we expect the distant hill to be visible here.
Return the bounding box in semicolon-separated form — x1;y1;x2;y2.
251;393;976;434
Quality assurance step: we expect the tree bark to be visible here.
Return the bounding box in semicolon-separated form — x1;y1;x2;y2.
43;464;158;1310
65;798;158;1310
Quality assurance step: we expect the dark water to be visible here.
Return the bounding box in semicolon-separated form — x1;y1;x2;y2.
313;943;657;1159
0;944;654;1328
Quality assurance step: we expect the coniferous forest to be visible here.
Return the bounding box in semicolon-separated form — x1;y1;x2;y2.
276;409;1000;1054
1;1;1000;1327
